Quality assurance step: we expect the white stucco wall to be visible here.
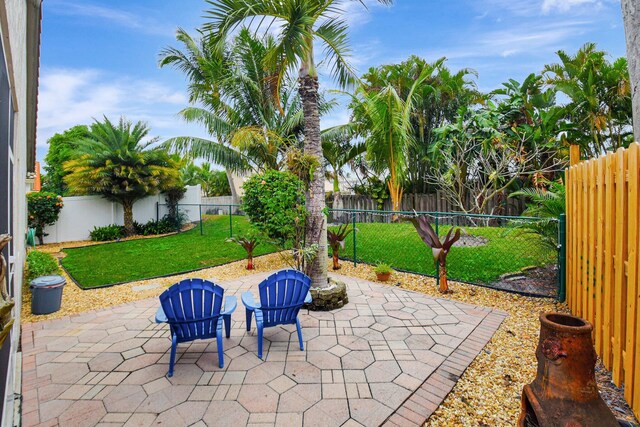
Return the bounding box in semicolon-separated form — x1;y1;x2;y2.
43;185;202;244
0;0;33;425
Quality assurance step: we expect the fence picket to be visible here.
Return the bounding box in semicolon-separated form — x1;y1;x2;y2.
603;152;617;367
612;148;628;385
587;161;596;325
594;156;606;356
625;143;639;404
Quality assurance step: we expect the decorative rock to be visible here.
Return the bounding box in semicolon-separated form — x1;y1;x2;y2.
306;278;348;311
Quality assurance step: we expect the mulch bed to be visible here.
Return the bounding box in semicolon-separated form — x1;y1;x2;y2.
490;264;559;297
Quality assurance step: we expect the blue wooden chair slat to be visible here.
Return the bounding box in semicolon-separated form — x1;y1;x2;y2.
242;269;312;358
156;278;237;377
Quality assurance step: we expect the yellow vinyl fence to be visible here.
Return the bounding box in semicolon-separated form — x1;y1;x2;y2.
566;142;640;418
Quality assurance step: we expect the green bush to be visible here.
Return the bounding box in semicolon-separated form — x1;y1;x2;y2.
27;192;64;244
90;224;124;241
242;170;306;244
139;217;179;235
25;251;60;282
90;216;186;241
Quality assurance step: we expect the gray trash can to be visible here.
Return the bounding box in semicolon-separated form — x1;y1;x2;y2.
30;275;66;315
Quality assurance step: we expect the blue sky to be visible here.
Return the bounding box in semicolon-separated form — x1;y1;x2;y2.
37;0;627;163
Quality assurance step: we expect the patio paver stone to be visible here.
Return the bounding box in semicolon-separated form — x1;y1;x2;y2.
22;271;506;426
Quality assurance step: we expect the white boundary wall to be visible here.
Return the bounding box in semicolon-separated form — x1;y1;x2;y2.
43;185;201;244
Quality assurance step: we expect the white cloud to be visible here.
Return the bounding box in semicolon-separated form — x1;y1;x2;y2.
46;0;173;36
423;20;592;61
37;68;191;146
542;0;602;13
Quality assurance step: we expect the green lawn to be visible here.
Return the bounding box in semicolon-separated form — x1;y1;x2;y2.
333;222;556;284
63;215;555;289
62;215;275;288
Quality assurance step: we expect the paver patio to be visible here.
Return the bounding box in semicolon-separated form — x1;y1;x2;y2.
21;272;507;427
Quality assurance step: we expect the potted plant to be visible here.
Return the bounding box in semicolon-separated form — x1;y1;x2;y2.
226;230;261;270
327;224;354;270
374;263;393;282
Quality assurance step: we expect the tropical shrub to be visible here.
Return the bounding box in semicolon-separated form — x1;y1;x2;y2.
142;216;185;235
405;215;460;293
510;180;566;250
27;192;64;245
242;170;306;245
25;251;60;282
90;225;124;242
226;230;261;270
327;224;353;270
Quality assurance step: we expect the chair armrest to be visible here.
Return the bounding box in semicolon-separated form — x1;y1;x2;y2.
304;291;312;304
241;291;260;311
221;296;238;316
155;306;168;324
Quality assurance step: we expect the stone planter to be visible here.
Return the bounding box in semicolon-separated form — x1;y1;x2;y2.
305;278;348;311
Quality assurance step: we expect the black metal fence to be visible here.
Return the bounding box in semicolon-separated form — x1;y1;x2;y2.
158;203;563;298
329;208;562;298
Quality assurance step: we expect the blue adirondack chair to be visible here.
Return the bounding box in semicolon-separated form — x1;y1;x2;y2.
155;278;237;376
242;269;312;359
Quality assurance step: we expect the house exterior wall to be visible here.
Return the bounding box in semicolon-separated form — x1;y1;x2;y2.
0;0;39;425
43;186;202;244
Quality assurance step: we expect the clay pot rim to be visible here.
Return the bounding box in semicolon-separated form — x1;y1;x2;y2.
540;312;592;334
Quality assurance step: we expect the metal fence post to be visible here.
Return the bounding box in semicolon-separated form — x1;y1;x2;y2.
229;204;233;238
558;214;567;302
352;211;357;267
155;202;159;223
199;204;203;236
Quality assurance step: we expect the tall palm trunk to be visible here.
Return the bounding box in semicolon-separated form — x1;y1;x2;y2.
623;0;640;143
122;200;136;236
299;71;328;289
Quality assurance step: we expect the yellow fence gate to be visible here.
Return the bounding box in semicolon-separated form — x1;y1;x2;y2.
566;142;640;418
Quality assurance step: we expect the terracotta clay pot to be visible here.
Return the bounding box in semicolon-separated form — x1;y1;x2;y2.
376;272;391;282
518;312;618;427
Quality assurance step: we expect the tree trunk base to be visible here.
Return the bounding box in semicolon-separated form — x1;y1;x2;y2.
305;277;348;311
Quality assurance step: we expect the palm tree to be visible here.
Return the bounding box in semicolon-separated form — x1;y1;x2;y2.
359;56;480;194
321;134;365;193
202;0;392;289
197;163;232;197
346;67;431;213
64;117;179;236
160;28;307;173
622;0;640;143
544;43;633;156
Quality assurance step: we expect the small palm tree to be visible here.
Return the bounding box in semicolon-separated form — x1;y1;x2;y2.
226;233;260;270
405;215;460;293
64;117;179;236
327;224;353;270
347;66;432;213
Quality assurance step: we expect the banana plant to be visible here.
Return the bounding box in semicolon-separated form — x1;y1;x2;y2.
327;224;354;270
226;233;260;270
405;216;461;293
